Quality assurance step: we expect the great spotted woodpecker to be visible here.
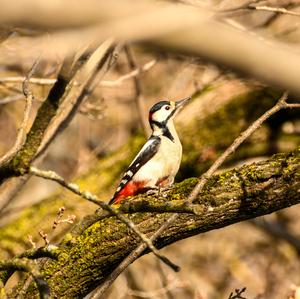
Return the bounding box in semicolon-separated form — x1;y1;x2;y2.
109;97;190;205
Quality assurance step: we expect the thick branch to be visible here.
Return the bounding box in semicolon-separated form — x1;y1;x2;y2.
0;87;298;256
15;148;299;298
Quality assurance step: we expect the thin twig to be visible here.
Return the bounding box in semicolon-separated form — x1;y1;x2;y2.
28;235;37;249
0;58;39;165
29;166;179;272
285;103;300;108
0;94;24;104
52;207;76;229
91;92;300;298
101;59;156;87
124;45;151;136
228;287;247;299
0;258;50;299
0;60;156;88
34;39;118;160
0;41;115;216
248;5;300;17
0;175;29;215
38;230;49;246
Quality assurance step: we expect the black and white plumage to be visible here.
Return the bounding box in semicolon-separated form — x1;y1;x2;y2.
109;97;190;205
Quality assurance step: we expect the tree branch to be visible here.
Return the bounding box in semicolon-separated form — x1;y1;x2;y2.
0;59;156;88
0;58;39;165
92;92;297;297
29;166;179;272
248;4;300;17
15;147;299;298
0;258;50;299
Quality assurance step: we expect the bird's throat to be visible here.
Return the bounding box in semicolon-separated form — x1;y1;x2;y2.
151;121;175;142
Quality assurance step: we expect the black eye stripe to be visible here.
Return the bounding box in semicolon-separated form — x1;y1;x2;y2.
149;101;170;114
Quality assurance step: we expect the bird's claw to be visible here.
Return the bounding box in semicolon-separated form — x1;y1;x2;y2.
146;186;172;197
160;186;172;197
146;187;160;195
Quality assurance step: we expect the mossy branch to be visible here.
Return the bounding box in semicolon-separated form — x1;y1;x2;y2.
14;148;299;298
0;40;116;184
0;258;50;299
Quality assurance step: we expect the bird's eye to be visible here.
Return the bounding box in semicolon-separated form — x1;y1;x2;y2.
165;106;170;110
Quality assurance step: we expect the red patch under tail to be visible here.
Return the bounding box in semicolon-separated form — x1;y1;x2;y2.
110;181;147;205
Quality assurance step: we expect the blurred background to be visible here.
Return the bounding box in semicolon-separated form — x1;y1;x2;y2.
0;0;300;298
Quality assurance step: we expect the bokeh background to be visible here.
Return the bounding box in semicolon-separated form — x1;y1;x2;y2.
0;0;300;298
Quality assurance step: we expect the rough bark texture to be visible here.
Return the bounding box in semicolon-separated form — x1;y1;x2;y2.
12;148;299;298
0;85;299;258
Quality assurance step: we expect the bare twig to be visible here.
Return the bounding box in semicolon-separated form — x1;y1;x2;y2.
34;39;118;160
101;59;156;87
52;207;75;229
91;92;300;298
28;235;37;249
124;45;151;135
0;77;57;85
0;175;29;216
228;287;247;299
0;42;116;217
13;147;299;298
248;5;300;17
285;103;300;108
0;60;156;88
0;58;39;165
38;230;49;246
0;94;24;104
52;207;65;229
29;166;180;272
2;1;300;94
0;258;50;299
0;41;117;219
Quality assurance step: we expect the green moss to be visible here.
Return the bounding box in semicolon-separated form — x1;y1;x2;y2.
12;148;300;298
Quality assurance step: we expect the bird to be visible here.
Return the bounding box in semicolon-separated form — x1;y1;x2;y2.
109;97;190;205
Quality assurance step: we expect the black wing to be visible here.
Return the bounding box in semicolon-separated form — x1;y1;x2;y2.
109;136;161;204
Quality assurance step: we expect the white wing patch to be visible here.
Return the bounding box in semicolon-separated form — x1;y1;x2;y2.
126;170;133;177
112;136;161;197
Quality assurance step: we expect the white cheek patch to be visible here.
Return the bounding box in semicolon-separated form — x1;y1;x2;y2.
152;107;170;123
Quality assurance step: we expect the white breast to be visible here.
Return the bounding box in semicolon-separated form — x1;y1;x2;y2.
134;123;182;187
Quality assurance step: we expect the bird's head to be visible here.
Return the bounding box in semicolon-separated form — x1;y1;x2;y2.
148;97;190;130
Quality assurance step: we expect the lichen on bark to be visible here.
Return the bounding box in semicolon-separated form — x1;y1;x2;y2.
10;147;299;298
1;86;299;259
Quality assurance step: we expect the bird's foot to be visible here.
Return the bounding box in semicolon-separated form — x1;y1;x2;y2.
145;187;160;195
145;186;172;198
159;186;172;197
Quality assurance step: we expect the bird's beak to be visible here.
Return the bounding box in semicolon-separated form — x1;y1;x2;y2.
175;96;191;110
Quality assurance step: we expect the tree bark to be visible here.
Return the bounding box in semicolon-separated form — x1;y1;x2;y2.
11;147;299;298
0;85;299;258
